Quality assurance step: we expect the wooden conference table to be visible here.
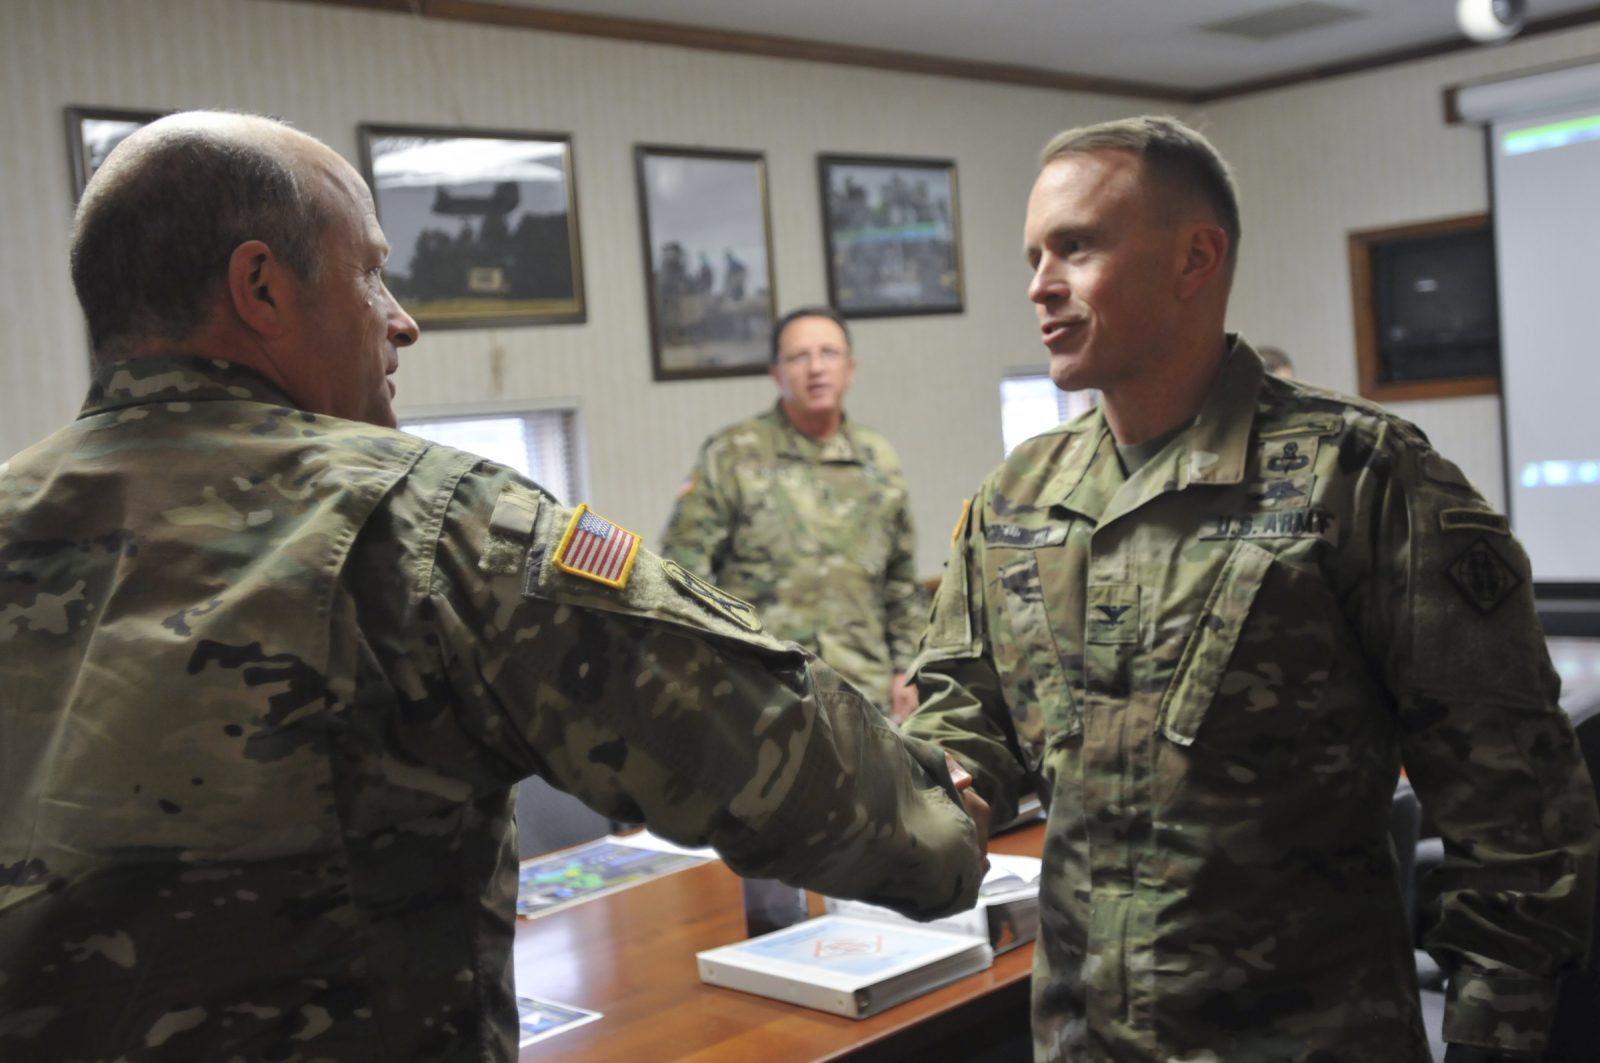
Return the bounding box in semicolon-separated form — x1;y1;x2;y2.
513;820;1045;1062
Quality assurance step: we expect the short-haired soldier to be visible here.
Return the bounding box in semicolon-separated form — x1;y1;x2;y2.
905;115;1598;1063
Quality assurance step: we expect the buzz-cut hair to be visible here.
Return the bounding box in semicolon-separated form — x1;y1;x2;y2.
770;305;852;365
70;113;330;360
1039;115;1241;267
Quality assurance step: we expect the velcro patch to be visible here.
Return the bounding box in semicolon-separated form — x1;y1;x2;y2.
1259;416;1341;440
1440;508;1509;536
662;561;762;631
1261;437;1317;476
553;504;641;589
480;486;541;575
1446;537;1523;615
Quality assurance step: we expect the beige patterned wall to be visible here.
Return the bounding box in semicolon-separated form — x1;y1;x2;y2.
5;0;1598;565
0;0;1144;575
1202;22;1600;512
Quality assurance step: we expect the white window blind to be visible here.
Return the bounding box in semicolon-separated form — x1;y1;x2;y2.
999;374;1098;456
402;409;583;504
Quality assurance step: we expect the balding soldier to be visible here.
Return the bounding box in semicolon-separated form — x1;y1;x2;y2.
661;306;923;721
905;116;1597;1062
0;113;986;1061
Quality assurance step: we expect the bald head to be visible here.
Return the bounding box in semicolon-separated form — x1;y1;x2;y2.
71;111;334;360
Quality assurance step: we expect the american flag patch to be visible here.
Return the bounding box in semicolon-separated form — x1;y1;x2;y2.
553;504;641;589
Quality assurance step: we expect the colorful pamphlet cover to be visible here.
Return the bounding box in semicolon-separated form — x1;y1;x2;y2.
516;836;709;919
516;995;602;1046
696;914;993;1018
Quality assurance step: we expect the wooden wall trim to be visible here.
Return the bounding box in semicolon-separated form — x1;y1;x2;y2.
1347;213;1500;405
266;0;1191;102
261;0;1600;106
1194;7;1600;103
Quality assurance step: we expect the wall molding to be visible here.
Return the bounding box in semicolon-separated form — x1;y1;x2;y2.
266;0;1600;105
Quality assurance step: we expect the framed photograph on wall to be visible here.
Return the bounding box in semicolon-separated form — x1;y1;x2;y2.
358;124;585;330
818;154;963;318
635;145;776;381
66;106;163;200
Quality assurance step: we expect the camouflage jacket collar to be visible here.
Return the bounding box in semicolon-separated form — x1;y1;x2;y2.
762;402;861;465
80;355;298;418
1179;333;1263;489
1034;335;1265;516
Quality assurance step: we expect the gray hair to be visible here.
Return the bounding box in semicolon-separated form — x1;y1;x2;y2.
70;113;329;360
1040;115;1241;267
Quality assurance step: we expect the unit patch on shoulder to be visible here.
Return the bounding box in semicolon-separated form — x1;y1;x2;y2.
662;561;762;631
553;504;641;589
1446;536;1523;616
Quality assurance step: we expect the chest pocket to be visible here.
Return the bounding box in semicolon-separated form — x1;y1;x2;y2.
991;547;1082;767
1157;539;1273;746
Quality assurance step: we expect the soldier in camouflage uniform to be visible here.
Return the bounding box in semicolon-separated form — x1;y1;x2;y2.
904;115;1599;1062
660;306;922;720
0;113;987;1062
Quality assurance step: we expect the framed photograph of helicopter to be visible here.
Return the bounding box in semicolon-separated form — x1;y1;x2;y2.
358;124;586;329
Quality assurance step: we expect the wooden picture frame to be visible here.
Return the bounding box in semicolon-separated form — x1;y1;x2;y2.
65;106;163;200
818;153;963;318
1348;213;1500;402
358;123;585;330
635;145;776;381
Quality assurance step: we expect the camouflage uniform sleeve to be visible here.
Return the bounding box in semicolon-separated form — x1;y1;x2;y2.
1368;426;1600;1056
883;477;921;674
902;491;1031;827
657;437;732;581
428;468;985;919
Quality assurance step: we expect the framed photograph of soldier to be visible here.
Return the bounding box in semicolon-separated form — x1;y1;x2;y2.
65;106;162;200
818;154;964;318
357;124;586;330
634;145;777;382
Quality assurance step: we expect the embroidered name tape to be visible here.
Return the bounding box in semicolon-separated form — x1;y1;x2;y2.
553;504;641;589
984;523;1068;549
